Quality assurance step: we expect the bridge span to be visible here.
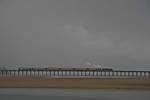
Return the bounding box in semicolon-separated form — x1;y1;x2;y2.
0;67;150;78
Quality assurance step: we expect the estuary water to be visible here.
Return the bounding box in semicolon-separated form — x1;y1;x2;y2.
0;88;150;100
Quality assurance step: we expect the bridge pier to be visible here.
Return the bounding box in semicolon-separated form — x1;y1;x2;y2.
77;71;79;76
62;71;64;76
0;69;150;78
5;71;8;76
112;71;114;76
33;70;35;77
124;72;126;77
96;71;98;76
85;71;87;76
53;71;55;76
49;71;51;77
45;71;47;77
135;72;137;77
108;71;110;77
29;71;32;77
7;71;9;76
65;71;67;76
80;71;82;76
21;71;23;76
88;70;90;76
37;70;39;77
148;72;150;77
127;72;130;77
144;72;146;77
14;71;15;76
140;72;142;77
0;71;1;76
25;71;27;77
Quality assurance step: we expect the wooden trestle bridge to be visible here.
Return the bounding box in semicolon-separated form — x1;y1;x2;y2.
0;67;150;78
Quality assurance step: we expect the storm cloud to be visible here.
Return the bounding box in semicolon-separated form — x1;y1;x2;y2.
0;0;150;70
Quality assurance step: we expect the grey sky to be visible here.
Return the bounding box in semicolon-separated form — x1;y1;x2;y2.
0;0;150;69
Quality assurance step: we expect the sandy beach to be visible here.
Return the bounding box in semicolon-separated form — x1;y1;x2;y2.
0;77;150;90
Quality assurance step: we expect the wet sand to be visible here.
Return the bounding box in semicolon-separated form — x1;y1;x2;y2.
0;77;150;90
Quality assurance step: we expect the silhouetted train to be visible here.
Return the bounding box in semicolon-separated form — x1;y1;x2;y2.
18;68;48;71
97;68;113;71
18;67;113;71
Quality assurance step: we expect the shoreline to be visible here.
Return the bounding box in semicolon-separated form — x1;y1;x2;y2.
0;77;150;90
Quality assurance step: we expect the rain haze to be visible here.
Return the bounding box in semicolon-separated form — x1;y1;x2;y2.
0;0;150;70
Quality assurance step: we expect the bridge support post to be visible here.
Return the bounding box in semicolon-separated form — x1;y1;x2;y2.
135;72;137;77
85;71;87;76
99;71;101;76
60;71;64;76
33;71;35;77
54;71;55;76
144;72;146;77
14;71;16;76
108;71;110;77
111;71;113;76
0;71;1;76
148;72;150;77
73;71;75;76
112;71;114;77
131;72;133;77
104;71;106;76
37;71;39;77
120;72;122;77
96;71;99;77
57;70;59;76
45;71;47;77
8;71;10;76
93;71;94;76
65;71;67;76
49;71;51;77
26;71;28;77
7;71;9;76
30;71;32;77
128;72;130;77
22;71;23;76
139;72;142;77
69;71;71;76
5;71;8;77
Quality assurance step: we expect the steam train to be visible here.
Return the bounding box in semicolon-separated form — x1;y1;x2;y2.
18;67;113;71
18;68;48;71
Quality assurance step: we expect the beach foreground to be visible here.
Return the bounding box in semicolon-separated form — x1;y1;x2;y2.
0;77;150;90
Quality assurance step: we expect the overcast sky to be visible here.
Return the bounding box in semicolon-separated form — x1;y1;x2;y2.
0;0;150;69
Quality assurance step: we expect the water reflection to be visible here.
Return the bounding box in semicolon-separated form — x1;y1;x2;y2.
0;88;150;100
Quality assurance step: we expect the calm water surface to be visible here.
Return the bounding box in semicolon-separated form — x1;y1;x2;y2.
0;88;150;100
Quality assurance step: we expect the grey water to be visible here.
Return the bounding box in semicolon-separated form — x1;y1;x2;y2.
0;88;150;100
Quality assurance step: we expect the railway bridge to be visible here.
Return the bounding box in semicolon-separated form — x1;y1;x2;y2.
0;67;150;78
